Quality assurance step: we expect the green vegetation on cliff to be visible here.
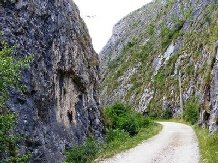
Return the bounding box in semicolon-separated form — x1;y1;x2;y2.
0;41;31;162
100;0;218;119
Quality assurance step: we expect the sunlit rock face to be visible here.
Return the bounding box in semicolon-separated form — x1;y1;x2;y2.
0;0;102;162
100;0;218;129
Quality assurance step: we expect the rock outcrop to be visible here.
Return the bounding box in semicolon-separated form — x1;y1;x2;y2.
100;0;218;131
0;0;102;162
209;41;218;134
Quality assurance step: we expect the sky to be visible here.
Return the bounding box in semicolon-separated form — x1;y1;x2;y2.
73;0;153;53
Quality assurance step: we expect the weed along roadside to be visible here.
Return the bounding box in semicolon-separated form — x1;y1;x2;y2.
194;126;218;163
64;103;162;163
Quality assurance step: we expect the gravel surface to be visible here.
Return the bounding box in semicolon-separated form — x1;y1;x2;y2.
99;122;200;163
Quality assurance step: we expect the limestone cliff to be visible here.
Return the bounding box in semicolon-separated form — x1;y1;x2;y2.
0;0;102;162
100;0;218;131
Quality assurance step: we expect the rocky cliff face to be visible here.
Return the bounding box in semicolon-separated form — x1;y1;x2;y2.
0;0;102;162
209;41;218;133
100;0;218;131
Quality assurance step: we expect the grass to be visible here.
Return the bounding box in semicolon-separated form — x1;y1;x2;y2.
96;122;162;160
194;126;218;163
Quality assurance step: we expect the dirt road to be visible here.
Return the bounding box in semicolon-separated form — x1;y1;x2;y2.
99;122;200;163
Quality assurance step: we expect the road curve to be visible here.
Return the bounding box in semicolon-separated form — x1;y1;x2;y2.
99;122;200;163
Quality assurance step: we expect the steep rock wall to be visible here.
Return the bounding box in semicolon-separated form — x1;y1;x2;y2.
0;0;102;162
100;0;218;128
209;41;218;133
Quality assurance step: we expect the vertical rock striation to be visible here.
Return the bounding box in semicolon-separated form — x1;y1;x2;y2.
0;0;102;162
209;41;218;134
100;0;218;129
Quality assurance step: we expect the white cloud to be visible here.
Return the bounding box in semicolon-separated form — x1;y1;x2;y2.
73;0;153;53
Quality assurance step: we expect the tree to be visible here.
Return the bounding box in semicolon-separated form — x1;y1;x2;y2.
0;41;32;162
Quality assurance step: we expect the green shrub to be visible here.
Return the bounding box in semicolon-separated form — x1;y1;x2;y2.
184;97;199;124
184;9;192;20
0;113;31;163
105;129;130;143
162;108;173;119
148;23;155;35
149;112;158;119
119;114;139;136
65;138;102;163
104;103;150;136
154;72;165;87
0;42;31;108
160;20;184;52
119;113;150;136
104;102;130;129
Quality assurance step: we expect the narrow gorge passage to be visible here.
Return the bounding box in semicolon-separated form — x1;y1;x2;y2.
99;122;200;163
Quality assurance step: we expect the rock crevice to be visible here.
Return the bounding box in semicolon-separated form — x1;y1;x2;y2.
0;0;102;162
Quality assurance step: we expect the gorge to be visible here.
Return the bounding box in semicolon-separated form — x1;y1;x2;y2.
0;0;218;162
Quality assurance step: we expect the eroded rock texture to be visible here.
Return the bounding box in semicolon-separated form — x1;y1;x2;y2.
100;0;218;122
0;0;102;162
209;41;218;134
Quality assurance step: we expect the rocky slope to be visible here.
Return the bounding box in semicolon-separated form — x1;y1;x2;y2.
100;0;218;131
0;0;102;162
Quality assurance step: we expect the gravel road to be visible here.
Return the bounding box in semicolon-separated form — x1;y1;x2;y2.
99;122;200;163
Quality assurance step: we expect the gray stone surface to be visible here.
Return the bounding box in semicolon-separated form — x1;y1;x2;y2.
209;41;218;134
100;0;218;125
0;0;102;162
